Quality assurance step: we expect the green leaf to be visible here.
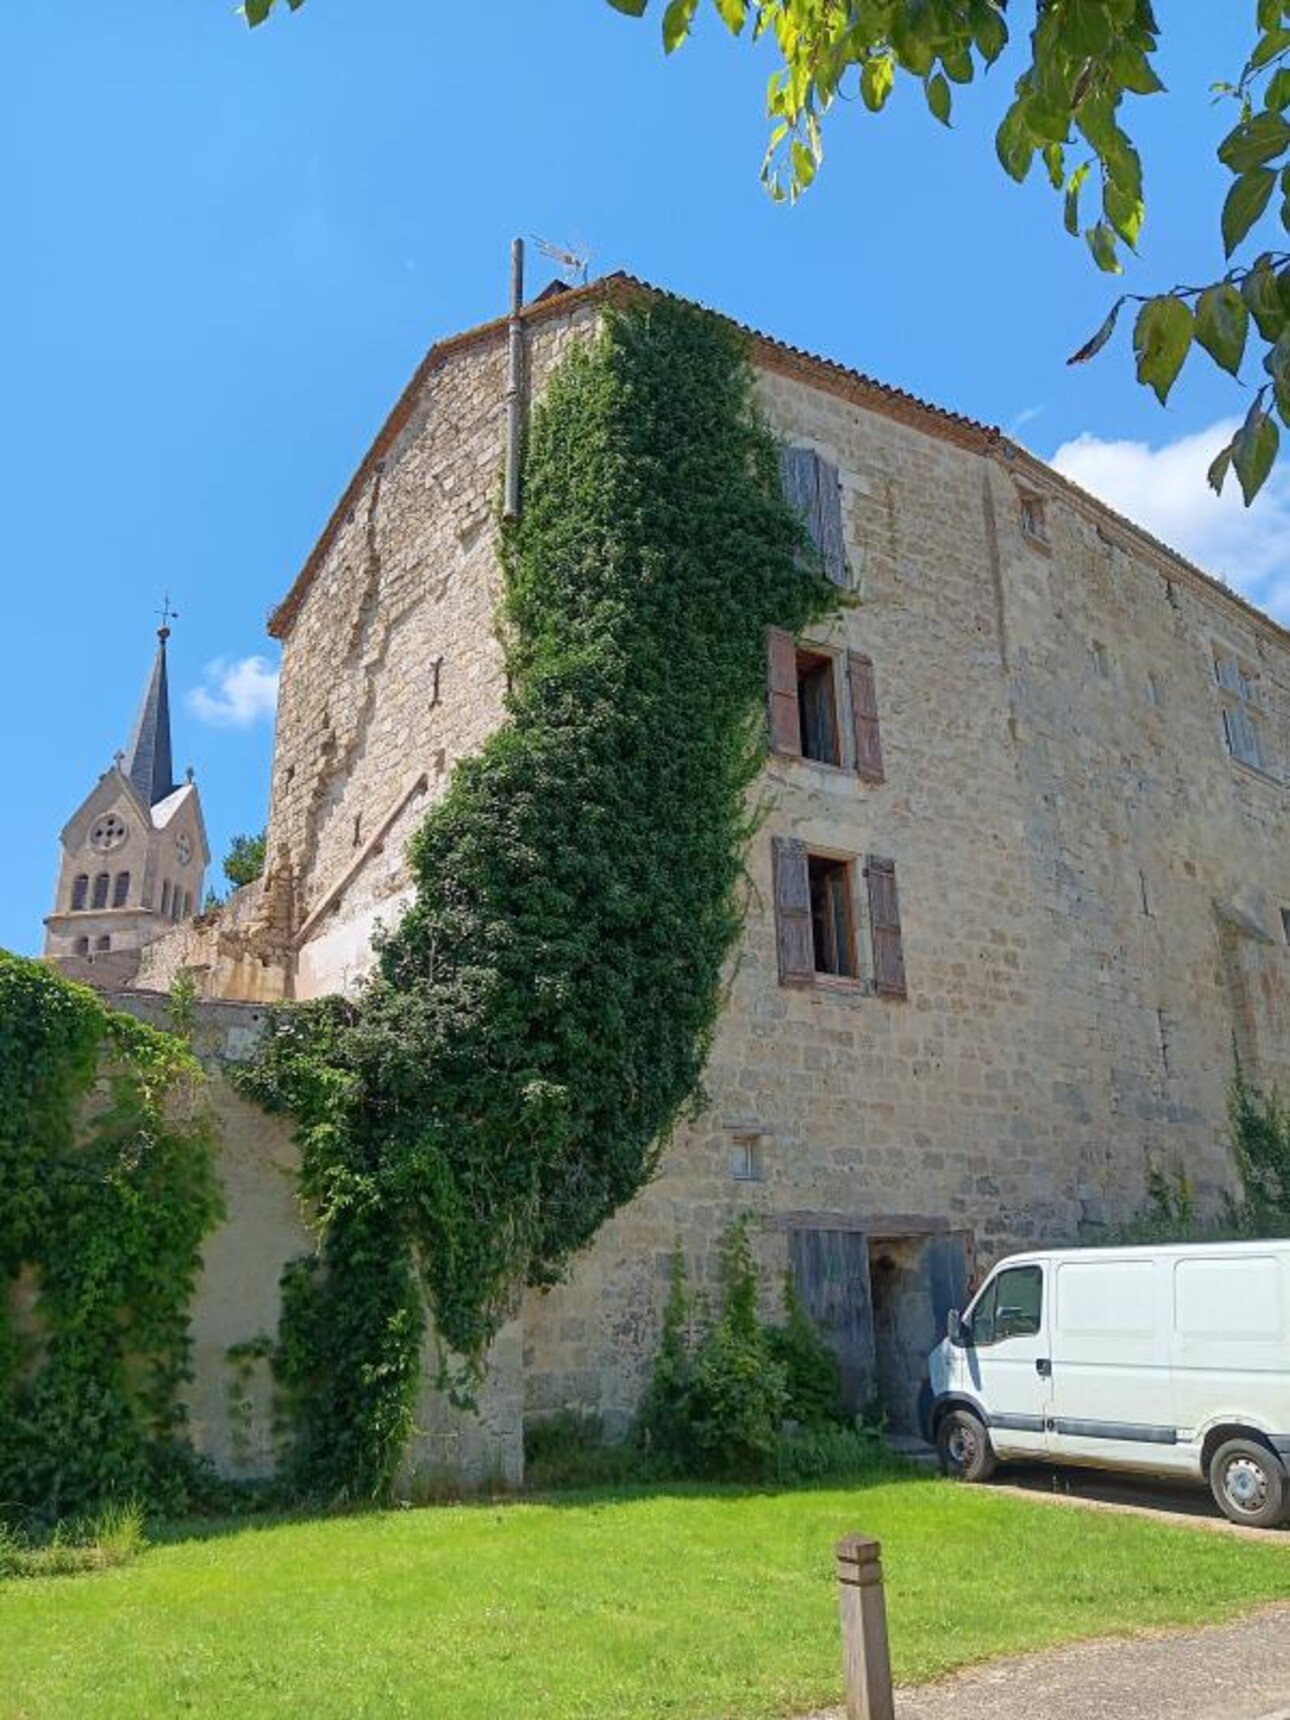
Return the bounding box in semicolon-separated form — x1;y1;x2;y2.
662;0;697;53
243;0;272;25
926;73;952;126
1266;66;1290;112
1250;25;1290;71
1064;161;1090;236
713;0;746;33
860;54;894;113
1218;111;1290;173
1042;142;1064;192
1264;328;1290;421
1132;295;1194;404
1243;256;1286;340
1111;44;1165;96
1207;441;1235;497
790;139;817;193
1067;297;1125;367
996;102;1036;182
604;0;649;13
971;6;1007;65
1194;283;1250;376
1085;221;1122;275
1104;182;1144;249
1231;396;1280;503
1222;168;1277;257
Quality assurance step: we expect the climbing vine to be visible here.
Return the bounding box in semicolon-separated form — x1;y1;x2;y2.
0;952;222;1520
236;298;836;1500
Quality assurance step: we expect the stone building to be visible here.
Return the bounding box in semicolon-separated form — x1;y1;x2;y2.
44;622;208;988
130;271;1290;1460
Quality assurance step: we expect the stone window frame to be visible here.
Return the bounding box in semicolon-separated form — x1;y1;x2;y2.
729;1133;765;1182
1017;489;1050;548
1213;644;1267;773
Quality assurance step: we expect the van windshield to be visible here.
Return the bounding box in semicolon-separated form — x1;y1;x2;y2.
969;1265;1043;1346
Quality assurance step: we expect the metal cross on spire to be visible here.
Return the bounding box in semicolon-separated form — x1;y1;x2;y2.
157;592;179;640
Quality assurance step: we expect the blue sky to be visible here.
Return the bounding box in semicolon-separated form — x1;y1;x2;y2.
2;3;1285;956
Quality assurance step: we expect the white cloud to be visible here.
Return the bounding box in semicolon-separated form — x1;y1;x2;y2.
186;655;280;729
1050;419;1290;625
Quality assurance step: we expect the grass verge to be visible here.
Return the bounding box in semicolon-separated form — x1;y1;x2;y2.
1;1476;1287;1718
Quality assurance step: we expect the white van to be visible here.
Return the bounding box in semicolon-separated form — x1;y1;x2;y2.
924;1240;1290;1527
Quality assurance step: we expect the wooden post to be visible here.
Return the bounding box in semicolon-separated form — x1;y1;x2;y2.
835;1534;895;1720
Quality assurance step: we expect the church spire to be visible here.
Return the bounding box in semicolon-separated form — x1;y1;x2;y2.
123;604;177;808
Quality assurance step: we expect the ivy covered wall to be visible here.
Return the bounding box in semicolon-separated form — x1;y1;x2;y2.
234;299;837;1499
0;953;222;1519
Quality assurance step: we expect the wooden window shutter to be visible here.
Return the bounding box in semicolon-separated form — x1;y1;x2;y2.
772;836;814;985
813;455;848;587
778;445;848;588
767;628;801;756
847;651;884;783
865;856;907;999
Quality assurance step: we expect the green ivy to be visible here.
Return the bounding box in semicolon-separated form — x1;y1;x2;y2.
235;298;836;1500
0;952;223;1520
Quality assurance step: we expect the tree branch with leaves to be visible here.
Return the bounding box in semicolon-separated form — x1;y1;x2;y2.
243;0;1289;502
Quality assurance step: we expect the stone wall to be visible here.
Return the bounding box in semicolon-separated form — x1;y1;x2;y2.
199;284;1290;1445
107;992;522;1488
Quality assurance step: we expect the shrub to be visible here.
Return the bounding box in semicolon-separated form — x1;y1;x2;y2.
638;1220;875;1482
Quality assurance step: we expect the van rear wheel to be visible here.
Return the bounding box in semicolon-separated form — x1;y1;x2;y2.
936;1408;996;1483
1209;1439;1289;1529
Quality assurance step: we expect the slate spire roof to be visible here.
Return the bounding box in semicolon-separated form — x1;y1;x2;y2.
123;626;176;808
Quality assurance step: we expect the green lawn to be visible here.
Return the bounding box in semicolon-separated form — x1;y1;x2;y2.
2;1476;1289;1720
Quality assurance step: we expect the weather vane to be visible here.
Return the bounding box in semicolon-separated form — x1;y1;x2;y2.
157;592;179;639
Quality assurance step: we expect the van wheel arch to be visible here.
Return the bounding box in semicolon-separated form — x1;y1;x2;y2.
1201;1423;1279;1475
929;1395;987;1438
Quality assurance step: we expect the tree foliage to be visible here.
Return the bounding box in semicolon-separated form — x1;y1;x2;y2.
245;0;1289;502
233;300;835;1500
0;953;223;1520
223;829;267;890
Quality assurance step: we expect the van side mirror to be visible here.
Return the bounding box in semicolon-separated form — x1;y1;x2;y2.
947;1308;964;1346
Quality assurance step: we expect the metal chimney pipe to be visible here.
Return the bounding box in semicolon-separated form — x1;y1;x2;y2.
503;238;525;523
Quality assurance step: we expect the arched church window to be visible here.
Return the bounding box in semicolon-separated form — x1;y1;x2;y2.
112;872;130;908
171;889;181;923
90;813;128;854
95;935;111;952
71;874;89;911
160;881;171;917
182;891;193;919
92;873;109;910
74;936;89;956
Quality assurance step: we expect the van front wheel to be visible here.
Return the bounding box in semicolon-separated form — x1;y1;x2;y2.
936;1408;996;1483
1209;1439;1289;1529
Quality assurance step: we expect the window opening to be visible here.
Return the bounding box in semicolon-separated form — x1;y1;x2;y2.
161;881;172;917
808;855;856;978
969;1265;1042;1346
91;872;109;910
74;936;89;956
112;871;130;908
1281;907;1290;944
796;652;840;765
95;935;111;953
71;874;89;911
1019;495;1048;542
729;1135;762;1181
1215;649;1265;769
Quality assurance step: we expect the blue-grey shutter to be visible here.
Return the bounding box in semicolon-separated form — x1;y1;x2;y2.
789;1228;876;1415
814;455;847;586
779;445;848;587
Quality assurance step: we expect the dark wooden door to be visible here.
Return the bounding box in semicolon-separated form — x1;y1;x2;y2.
923;1232;970;1343
789;1227;876;1415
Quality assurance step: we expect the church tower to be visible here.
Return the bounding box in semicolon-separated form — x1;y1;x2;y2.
44;617;209;972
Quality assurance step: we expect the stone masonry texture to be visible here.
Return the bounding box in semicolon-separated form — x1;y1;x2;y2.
128;279;1290;1461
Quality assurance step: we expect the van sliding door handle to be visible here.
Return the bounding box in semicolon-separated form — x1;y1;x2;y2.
1036;1358;1052;1378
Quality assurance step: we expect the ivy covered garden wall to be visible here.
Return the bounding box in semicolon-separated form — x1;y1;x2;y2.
0;953;222;1519
235;299;837;1500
